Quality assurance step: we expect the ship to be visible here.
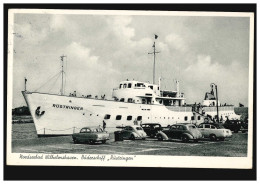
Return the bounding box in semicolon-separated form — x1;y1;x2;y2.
22;36;241;137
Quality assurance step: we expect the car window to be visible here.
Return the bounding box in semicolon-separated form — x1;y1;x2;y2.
80;128;91;133
198;124;203;128
205;124;210;128
188;125;196;129
136;127;143;130
91;128;97;132
171;126;177;130
178;126;184;130
210;125;216;129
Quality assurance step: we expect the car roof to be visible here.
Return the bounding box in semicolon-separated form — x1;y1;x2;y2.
126;125;141;128
173;123;192;126
199;123;220;126
81;127;102;129
142;123;161;125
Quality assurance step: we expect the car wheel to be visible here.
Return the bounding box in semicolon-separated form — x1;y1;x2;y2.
142;138;146;140
150;133;155;138
130;134;135;140
157;134;163;141
209;134;217;141
234;129;239;133
89;140;94;144
73;138;79;144
101;140;106;144
194;139;199;143
181;135;189;143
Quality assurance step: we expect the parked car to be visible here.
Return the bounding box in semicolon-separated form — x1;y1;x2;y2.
141;123;163;138
117;125;147;140
223;119;241;133
157;124;202;143
240;120;248;133
72;127;109;144
197;123;232;141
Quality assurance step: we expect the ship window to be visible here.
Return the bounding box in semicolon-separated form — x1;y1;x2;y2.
128;83;132;88
120;98;124;102
128;98;133;103
104;114;111;120
136;83;143;87
149;86;153;90
119;84;122;89
184;116;188;121
123;84;127;88
137;116;142;121
158;87;159;90
142;99;146;104
198;116;201;120
127;116;132;121
116;115;122;120
191;116;195;120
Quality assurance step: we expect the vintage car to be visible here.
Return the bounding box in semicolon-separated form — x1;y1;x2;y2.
197;123;232;141
223;119;241;133
141;123;163;138
157;124;202;143
117;125;147;140
72;127;109;144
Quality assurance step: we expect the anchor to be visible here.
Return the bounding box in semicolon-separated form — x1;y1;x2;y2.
35;106;45;117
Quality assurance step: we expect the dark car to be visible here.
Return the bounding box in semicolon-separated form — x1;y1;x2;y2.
157;124;202;143
72;127;109;144
240;119;248;133
223;119;241;133
141;123;163;138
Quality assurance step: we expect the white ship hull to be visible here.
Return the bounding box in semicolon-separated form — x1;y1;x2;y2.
22;91;239;136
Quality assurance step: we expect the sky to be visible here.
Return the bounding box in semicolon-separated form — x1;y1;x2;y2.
11;11;251;108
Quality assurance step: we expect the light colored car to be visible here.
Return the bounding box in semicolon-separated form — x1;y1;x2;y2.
72;127;109;144
197;123;232;141
119;125;147;140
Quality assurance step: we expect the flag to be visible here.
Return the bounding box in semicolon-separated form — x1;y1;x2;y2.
155;34;158;39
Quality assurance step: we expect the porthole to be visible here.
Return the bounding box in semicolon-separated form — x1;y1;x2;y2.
127;116;132;121
116;115;122;120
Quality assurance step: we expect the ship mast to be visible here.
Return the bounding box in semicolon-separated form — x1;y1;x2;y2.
148;34;160;84
60;55;66;95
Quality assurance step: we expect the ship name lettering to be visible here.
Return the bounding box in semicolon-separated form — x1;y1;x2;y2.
52;104;83;110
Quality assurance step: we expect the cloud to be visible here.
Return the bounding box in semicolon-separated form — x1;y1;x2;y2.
182;55;248;105
11;13;250;108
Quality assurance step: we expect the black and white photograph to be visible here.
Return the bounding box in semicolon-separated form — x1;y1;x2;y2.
6;6;255;172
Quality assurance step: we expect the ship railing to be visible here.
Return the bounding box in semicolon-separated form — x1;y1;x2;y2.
166;106;192;112
203;106;234;112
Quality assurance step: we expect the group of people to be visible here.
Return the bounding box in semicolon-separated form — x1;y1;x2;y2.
69;92;106;100
69;91;77;97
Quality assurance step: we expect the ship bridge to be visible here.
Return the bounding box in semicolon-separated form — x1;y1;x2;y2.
112;80;186;106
